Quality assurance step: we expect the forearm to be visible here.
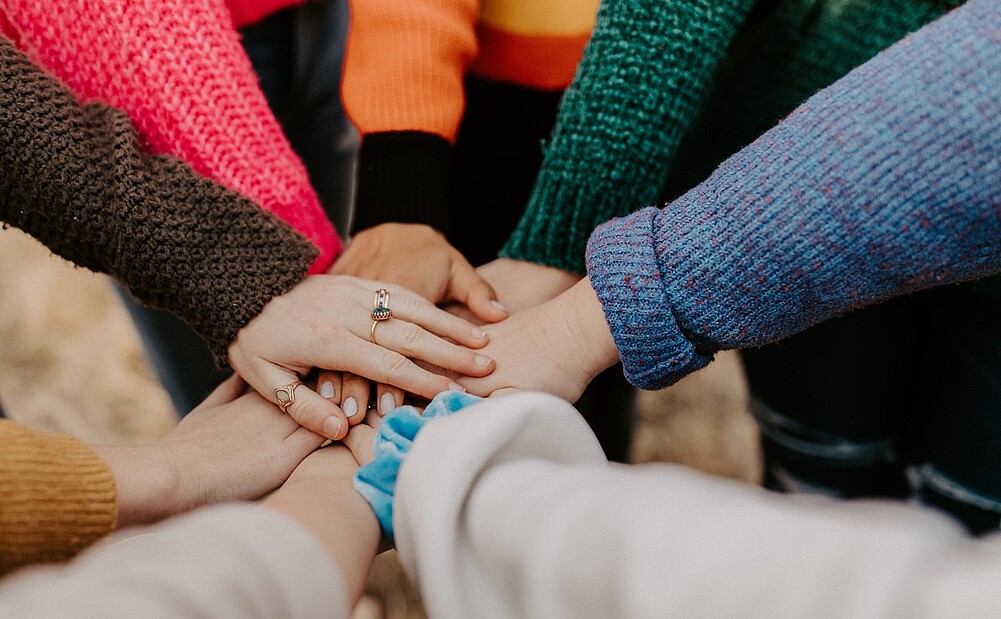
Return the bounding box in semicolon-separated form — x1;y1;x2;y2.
263;447;380;601
0;505;350;618
587;0;1001;389
501;0;757;273
2;0;341;270
0;37;317;362
90;446;176;529
395;392;980;618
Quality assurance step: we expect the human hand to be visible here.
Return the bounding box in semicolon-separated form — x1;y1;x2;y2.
456;278;620;402
227;274;495;441
326;225;508;420
330;223;509;323
476;258;582;314
95;374;325;528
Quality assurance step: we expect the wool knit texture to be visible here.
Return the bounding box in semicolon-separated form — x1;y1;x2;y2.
585;0;1001;390
663;0;966;200
0;37;317;364
344;0;600;235
0;0;340;272
0;421;117;576
502;0;965;275
225;0;306;29
502;0;756;273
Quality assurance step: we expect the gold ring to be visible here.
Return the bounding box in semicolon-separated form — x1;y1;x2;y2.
274;380;303;414
371;289;392;344
372;288;392;321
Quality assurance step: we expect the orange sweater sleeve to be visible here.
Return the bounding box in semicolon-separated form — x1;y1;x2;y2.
0;421;117;575
342;0;478;142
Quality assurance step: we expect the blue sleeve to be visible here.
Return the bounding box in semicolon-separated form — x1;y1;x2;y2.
586;0;1001;389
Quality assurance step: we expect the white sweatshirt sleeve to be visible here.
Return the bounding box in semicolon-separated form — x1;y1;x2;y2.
0;503;350;619
394;391;1001;618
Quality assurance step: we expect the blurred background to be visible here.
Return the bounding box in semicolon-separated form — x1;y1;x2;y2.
0;225;762;618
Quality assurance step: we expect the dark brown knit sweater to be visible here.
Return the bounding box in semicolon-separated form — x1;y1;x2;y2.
0;36;318;364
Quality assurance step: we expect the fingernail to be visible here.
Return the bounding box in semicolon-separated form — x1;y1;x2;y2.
319;381;335;400
491;300;508;313
323;416;342;440
380;393;396;415
448;382;467;393
475;354;492;367
472;327;487;339
343;397;359;418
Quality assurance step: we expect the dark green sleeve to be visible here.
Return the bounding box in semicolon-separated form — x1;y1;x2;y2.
0;37;317;365
499;0;757;274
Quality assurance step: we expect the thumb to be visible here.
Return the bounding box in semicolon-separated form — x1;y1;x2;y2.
450;264;508;325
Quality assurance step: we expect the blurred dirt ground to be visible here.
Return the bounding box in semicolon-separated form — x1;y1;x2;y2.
0;227;762;618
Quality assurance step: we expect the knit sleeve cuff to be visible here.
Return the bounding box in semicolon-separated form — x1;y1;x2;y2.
114;158;318;367
350;132;453;236
585;208;712;389
0;421;117;575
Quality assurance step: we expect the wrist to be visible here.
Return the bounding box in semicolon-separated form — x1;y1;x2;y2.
93;444;180;528
563;277;620;381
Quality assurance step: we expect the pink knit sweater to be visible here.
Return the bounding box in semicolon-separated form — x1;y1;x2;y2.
227;0;306;29
0;0;340;273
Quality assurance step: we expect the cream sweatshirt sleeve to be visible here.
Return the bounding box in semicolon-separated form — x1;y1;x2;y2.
395;392;1001;618
0;504;349;619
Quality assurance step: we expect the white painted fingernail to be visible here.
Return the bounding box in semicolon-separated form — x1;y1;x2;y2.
475;354;492;367
319;381;335;399
448;382;467;393
323;416;342;440
380;393;396;415
491;300;508;313
472;327;487;339
343;397;359;417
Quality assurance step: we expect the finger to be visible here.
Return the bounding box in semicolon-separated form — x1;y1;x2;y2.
340;371;370;426
368;317;495;378
375;383;406;417
306;334;468;402
266;369;347;441
449;265;508;325
487;387;522;399
380;286;490;349
316;370;343;406
199;373;246;408
362;407;383;430
343;422;378;465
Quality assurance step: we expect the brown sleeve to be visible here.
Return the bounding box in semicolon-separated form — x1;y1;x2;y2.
0;421;116;575
0;36;317;365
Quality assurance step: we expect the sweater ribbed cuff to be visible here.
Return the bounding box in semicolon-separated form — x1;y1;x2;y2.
0;422;117;575
350;132;453;236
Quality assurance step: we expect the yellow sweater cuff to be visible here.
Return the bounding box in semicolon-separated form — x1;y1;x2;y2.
0;420;117;575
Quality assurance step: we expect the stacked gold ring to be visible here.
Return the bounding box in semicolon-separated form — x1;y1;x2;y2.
370;288;392;344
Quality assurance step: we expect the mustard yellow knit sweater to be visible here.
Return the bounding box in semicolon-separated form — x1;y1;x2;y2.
0;421;116;575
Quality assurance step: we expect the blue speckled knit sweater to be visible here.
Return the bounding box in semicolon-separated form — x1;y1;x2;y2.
585;0;1001;390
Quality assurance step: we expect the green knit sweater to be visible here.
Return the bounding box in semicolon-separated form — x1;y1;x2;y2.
500;0;966;275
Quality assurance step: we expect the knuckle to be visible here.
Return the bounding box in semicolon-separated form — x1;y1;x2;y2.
397;322;424;351
382;350;412;377
394;293;421;316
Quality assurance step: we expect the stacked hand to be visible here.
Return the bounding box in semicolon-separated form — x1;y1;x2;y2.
227;273;496;440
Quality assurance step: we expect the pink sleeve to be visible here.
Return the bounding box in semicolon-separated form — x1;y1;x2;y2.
1;0;340;272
